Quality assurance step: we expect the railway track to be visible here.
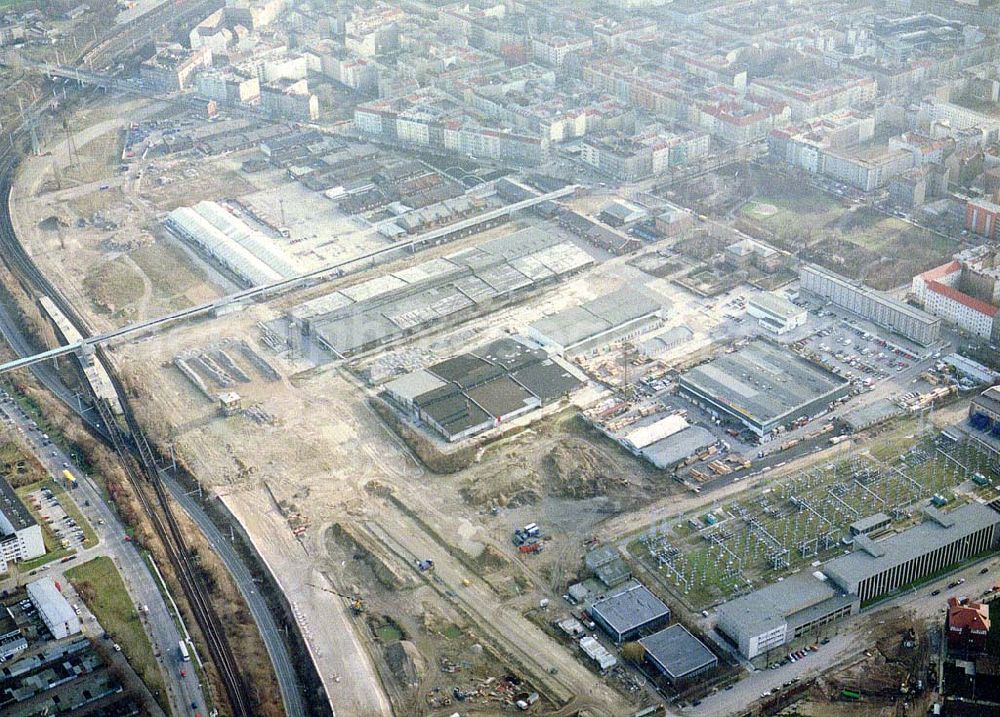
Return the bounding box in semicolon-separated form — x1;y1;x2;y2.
0;163;255;716
0;6;256;714
81;0;223;69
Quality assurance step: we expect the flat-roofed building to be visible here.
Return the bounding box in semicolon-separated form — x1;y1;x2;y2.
823;504;1000;604
799;264;941;346
850;512;891;537
747;292;808;334
0;477;45;573
589;583;670;643
527;288;663;357
971;385;1000;428
639;624;718;683
678;340;850;438
27;577;80;640
385;338;582;442
0;629;27;661
715;572;856;660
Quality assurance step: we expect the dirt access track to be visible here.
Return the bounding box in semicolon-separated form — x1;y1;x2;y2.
108;305;633;717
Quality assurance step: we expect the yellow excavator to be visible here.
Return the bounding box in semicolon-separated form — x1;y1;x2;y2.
309;583;365;615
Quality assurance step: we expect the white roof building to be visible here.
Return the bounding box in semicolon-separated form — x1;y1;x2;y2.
166;200;300;287
27;577;80;640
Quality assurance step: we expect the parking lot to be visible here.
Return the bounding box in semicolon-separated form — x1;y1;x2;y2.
26;486;88;552
794;311;925;389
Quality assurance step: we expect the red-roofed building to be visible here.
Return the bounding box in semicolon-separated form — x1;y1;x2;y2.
947;597;990;655
912;261;961;304
912;257;1000;340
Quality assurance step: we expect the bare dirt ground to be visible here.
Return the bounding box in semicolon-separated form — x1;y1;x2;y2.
110;299;647;715
6;94;755;717
9;98;226;332
784;611;933;717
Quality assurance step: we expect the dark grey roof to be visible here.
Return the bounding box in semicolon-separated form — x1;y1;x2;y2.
679;341;848;427
464;376;537;419
511;360;582;402
419;389;492;438
0;476;35;536
428;353;500;388
474;338;546;372
590;584;670;636
640;625;717;679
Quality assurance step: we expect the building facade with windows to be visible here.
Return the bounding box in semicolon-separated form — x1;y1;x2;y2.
823;504;1000;604
800;264;941;345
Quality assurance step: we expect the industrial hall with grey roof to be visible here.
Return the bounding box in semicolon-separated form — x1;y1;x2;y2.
384;338;582;442
678;340;850;437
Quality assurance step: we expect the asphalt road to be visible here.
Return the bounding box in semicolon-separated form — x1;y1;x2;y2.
159;467;306;717
0;396;206;717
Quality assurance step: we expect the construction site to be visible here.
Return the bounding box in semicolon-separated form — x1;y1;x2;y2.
778;611;935;717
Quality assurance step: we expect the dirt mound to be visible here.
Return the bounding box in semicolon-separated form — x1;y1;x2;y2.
543;439;617;498
384;640;425;688
472;544;511;573
38;215;67;231
460;456;541;508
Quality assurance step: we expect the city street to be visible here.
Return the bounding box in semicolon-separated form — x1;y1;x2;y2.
0;392;206;717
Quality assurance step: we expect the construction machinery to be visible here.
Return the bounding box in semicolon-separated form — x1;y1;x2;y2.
308;583;365;615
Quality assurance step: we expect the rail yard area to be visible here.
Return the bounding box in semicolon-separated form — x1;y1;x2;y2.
6;76;1000;717
3;2;1000;717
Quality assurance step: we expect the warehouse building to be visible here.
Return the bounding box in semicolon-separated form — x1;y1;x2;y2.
639;625;718;683
598;412;717;470
746;292;807;334
384;338;582;442
640;326;693;358
526;288;663;357
823;503;1000;604
290;229;593;356
678;340;850;438
715;572;856;660
0;477;45;573
589;583;671;644
166;200;300;287
27;577;81;640
840;398;903;432
799;264;941;346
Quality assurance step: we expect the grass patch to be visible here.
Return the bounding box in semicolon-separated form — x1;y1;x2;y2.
0;439;46;488
130;240;207;299
83;257;145;313
66;557;167;710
